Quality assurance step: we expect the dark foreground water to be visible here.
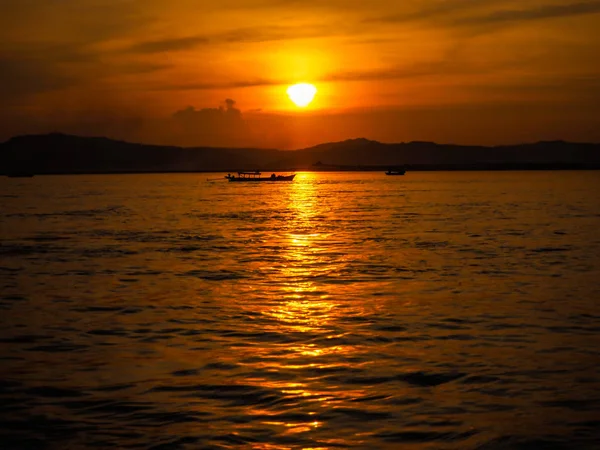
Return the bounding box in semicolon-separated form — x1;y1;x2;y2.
1;171;600;449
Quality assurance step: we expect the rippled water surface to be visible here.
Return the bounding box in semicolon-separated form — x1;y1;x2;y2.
1;171;600;449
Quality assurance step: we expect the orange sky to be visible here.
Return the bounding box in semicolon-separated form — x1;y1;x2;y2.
1;0;599;148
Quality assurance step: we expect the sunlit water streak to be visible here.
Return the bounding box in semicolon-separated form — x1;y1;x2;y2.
1;171;599;449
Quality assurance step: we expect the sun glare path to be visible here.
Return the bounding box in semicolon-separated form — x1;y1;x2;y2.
287;83;317;107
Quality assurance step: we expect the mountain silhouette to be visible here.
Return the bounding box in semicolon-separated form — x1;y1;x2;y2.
1;133;599;175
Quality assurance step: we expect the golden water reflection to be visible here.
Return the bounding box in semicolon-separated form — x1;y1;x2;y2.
244;174;370;441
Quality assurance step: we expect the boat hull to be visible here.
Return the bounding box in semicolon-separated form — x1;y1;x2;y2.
385;171;405;175
227;174;296;182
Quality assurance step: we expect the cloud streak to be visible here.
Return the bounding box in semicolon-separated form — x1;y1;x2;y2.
365;1;600;28
461;1;600;24
126;24;345;54
128;36;210;53
323;62;468;83
0;56;74;99
151;67;453;91
152;78;282;91
151;61;488;92
363;0;490;24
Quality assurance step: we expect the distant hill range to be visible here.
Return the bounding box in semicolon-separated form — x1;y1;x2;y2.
1;133;600;175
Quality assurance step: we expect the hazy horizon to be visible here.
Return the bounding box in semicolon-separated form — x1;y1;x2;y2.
2;0;599;149
3;130;600;152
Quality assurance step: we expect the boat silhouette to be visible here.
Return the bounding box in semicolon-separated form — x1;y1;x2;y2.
225;171;296;182
385;169;406;175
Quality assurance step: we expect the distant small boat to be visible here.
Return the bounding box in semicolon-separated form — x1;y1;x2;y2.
225;171;296;182
385;169;406;176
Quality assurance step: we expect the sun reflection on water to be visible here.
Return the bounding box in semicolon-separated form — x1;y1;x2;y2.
214;173;391;447
238;173;368;442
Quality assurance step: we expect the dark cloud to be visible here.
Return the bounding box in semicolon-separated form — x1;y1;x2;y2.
115;62;172;74
12;43;98;64
218;24;334;43
128;36;210;54
126;24;341;54
153;78;281;91
364;1;600;28
363;0;486;24
0;0;155;47
324;62;464;83
0;51;170;101
170;99;252;147
0;56;73;99
460;1;600;25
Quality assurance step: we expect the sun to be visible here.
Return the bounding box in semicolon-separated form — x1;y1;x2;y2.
287;83;317;107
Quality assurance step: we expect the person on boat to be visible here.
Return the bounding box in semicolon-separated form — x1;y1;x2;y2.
271;173;276;179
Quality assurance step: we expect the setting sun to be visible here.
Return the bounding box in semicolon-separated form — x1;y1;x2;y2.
287;83;317;107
